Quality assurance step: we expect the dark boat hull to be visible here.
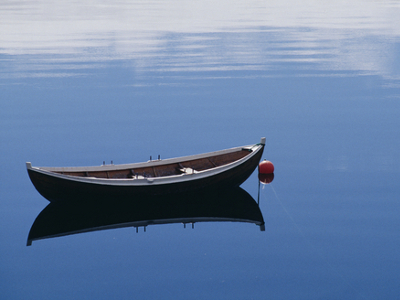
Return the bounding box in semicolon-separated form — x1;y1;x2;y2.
27;145;263;202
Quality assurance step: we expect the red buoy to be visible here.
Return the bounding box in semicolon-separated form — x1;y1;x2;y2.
259;159;274;174
259;173;274;184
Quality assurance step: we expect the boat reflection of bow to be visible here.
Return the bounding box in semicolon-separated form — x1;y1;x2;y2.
27;187;265;246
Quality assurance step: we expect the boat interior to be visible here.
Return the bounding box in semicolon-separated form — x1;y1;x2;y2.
55;148;253;179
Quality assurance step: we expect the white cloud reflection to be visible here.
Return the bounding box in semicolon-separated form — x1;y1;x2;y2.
1;0;400;78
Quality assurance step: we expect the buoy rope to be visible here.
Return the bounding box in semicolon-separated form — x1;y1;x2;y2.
262;184;368;299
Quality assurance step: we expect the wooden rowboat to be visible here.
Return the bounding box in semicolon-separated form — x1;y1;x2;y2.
26;138;265;202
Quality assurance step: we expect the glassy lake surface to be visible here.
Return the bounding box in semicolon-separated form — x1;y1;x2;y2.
1;1;400;299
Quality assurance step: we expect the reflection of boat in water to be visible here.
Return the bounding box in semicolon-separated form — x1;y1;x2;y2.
27;187;265;246
26;138;265;201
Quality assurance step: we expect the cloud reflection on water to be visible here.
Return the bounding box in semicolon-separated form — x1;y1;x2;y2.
1;0;400;79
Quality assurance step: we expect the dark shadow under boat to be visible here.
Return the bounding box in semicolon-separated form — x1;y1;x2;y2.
27;187;265;246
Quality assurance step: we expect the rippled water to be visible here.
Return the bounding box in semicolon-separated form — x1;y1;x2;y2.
1;1;400;299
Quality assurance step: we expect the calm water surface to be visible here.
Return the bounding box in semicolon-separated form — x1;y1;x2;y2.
1;1;400;299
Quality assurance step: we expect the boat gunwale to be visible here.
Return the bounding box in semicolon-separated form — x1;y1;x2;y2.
34;144;256;172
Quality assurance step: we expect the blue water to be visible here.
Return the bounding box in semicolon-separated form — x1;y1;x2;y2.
1;1;400;299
